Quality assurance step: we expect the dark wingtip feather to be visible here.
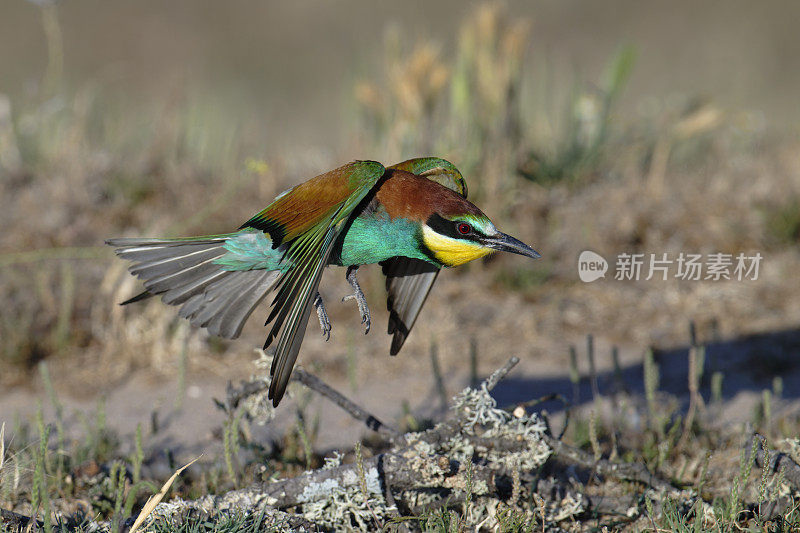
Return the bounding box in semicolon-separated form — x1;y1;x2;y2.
268;342;278;374
105;237;134;247
268;380;285;407
390;334;405;356
387;310;408;355
120;290;153;305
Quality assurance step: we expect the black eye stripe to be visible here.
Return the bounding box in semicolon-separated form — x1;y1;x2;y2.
425;213;481;241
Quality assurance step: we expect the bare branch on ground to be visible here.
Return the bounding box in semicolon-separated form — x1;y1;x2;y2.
225;366;400;438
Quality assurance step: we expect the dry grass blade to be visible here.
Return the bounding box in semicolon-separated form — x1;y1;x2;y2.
0;422;5;472
128;455;201;533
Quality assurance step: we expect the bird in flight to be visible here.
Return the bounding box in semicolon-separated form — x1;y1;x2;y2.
108;158;540;406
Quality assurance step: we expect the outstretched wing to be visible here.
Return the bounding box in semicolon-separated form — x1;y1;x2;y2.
245;160;386;406
381;158;467;355
381;257;440;355
107;234;282;340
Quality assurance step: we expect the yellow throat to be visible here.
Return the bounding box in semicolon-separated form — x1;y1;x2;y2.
421;225;493;267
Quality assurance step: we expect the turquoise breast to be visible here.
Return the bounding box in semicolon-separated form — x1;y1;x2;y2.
214;213;433;271
334;212;431;266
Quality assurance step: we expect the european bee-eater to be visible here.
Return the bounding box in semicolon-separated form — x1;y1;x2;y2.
108;158;540;406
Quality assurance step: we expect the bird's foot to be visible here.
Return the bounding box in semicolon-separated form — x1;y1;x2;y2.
342;266;371;334
314;292;331;341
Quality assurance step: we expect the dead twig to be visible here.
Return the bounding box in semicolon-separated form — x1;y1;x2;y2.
484;356;520;391
225;367;401;439
393;356;522;449
155;448;499;512
503;392;571;439
147;355;673;524
0;508;41;532
292;367;401;438
225;378;269;411
195;358;526;513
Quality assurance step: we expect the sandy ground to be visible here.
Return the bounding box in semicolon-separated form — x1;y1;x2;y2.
3;254;799;470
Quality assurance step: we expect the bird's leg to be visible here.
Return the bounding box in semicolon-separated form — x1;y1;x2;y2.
342;265;371;334
313;292;331;341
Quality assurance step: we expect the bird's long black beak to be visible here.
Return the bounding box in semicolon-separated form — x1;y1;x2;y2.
482;232;541;259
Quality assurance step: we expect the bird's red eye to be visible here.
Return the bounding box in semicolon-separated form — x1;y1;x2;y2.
457;222;472;235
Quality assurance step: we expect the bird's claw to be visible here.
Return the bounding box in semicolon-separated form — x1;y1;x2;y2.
314;292;331;341
344;266;371;334
342;294;371;333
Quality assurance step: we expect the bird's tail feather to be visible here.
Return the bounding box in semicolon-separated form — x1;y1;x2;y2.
107;236;280;339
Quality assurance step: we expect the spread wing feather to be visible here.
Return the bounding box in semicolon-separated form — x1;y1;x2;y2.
381;257;440;355
107;236;280;340
260;160;386;406
267;228;338;404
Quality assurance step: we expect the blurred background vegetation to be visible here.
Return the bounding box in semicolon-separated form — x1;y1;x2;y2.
2;1;800;530
1;0;797;377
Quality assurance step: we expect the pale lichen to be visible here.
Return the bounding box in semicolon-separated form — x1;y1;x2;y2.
549;492;584;522
234;364;562;530
451;383;551;471
782;437;800;465
240;349;279;425
297;464;396;530
322;450;344;470
147;498;303;531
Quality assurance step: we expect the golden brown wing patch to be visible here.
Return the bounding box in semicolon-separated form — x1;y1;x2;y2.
242;164;365;246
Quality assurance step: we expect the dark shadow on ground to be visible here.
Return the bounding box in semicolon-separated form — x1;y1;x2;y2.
488;328;800;413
